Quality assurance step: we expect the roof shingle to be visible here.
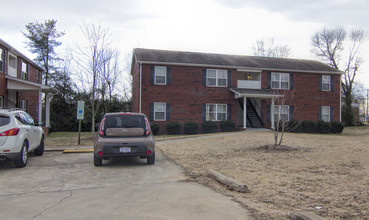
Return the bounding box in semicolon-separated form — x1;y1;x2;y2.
134;48;342;74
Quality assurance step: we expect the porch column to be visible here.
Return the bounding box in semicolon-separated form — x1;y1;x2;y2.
243;97;247;129
38;91;42;124
271;98;275;129
45;93;52;127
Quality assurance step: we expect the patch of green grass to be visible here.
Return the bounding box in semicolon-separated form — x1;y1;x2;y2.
45;132;95;147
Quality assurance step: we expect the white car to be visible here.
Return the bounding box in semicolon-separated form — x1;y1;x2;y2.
0;109;44;168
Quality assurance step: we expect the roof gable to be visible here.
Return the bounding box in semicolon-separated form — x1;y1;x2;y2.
133;48;342;74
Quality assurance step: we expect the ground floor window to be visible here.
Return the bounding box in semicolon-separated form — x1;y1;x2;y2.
320;106;330;122
206;104;227;121
20;100;28;111
154;102;166;121
0;96;3;108
273;105;289;121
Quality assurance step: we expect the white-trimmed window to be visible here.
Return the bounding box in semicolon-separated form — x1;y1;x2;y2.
20;100;27;110
0;48;4;72
273;105;289;121
21;61;28;80
206;104;227;121
322;75;331;91
0;96;3;108
154;66;167;85
321;106;330;122
206;69;227;87
271;72;289;89
154;102;166;121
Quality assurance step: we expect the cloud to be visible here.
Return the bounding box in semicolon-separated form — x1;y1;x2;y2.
213;0;369;27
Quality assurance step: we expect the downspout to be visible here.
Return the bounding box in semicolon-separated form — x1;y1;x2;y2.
139;62;142;113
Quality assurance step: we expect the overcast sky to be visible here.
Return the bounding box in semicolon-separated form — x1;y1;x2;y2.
1;0;369;88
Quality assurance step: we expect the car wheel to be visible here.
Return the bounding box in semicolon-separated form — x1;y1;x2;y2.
94;154;102;166
34;135;44;156
147;152;155;165
14;141;28;168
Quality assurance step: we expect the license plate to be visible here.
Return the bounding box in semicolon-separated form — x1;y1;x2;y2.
120;147;131;153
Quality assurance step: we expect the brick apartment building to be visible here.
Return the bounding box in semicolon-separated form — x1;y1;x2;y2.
131;48;342;132
0;38;55;130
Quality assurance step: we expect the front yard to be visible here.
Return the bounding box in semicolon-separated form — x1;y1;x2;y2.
157;127;369;219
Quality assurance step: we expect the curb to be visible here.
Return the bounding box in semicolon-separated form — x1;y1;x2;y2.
208;169;249;193
63;149;94;153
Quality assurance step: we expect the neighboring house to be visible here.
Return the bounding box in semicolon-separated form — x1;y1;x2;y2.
131;48;342;132
0;38;55;132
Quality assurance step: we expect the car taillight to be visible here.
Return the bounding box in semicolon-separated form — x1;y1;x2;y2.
145;118;151;136
0;128;20;136
99;118;105;136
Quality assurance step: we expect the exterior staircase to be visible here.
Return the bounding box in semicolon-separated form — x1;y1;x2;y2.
238;98;264;128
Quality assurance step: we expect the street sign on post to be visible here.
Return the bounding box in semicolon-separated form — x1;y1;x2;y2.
77;101;85;120
77;101;84;145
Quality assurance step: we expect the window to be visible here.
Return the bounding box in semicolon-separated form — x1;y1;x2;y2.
21;61;28;80
273;105;289;121
322;75;331;91
0;96;3;108
154;66;167;85
207;69;227;87
20;100;28;111
154;102;166;121
271;72;289;89
0;48;4;72
9;56;16;68
321;106;330;122
206;104;227;121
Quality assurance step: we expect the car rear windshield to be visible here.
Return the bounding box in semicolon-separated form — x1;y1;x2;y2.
0;116;10;127
104;114;145;130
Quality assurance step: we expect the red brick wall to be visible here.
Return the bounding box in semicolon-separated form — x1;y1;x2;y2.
260;71;341;128
131;60;342;132
138;64;237;132
18;91;39;120
131;59;140;113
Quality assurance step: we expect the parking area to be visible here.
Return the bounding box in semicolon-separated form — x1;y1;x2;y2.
0;149;251;219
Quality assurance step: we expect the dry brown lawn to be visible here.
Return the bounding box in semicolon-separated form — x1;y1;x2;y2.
157;126;369;220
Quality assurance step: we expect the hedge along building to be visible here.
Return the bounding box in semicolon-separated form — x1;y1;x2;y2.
131;48;343;133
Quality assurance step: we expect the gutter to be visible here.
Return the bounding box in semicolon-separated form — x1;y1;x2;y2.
139;62;142;113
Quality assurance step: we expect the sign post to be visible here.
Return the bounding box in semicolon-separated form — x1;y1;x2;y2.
77;101;85;145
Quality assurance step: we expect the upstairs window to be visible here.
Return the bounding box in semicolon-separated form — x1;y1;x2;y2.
206;104;227;121
0;48;4;72
322;75;331;91
271;72;289;89
21;61;28;80
206;69;227;87
154;66;167;85
9;55;17;68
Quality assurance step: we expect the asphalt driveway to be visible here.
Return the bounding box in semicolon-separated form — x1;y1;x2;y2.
0;149;251;219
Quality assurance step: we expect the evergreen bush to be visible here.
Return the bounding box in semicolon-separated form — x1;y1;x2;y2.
151;123;160;135
166;122;181;135
202;121;218;133
330;121;344;134
302;120;318;133
220;120;236;132
184;122;199;134
317;121;331;133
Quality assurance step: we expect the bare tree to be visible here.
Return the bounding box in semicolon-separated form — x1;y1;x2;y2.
311;27;367;125
73;23;122;135
253;38;292;58
271;90;299;146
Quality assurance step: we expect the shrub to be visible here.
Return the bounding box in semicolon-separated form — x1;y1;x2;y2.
220;120;236;132
151;123;160;135
289;120;303;133
166;122;181;135
331;121;344;134
302;121;317;133
317;121;331;134
184;122;199;134
202;121;218;133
